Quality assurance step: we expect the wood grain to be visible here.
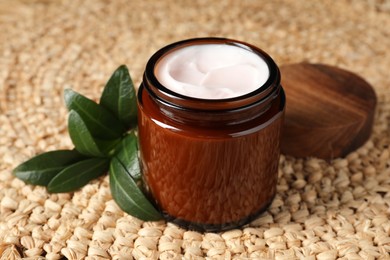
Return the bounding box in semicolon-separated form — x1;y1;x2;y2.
280;63;377;160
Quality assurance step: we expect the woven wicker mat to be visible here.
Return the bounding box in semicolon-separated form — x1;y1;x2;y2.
1;0;390;259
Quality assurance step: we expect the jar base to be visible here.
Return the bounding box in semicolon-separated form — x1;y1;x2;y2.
161;193;276;233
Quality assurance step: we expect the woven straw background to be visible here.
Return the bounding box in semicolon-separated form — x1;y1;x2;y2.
1;0;390;259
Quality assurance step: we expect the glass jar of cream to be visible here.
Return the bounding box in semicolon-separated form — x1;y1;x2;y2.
137;38;285;232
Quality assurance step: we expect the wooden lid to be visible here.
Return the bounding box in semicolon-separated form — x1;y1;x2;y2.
280;63;377;160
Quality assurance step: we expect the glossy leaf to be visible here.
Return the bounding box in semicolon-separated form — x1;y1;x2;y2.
100;65;137;128
47;158;109;193
109;157;162;221
95;138;122;157
13;150;86;186
64;89;125;139
68;110;104;157
114;132;141;182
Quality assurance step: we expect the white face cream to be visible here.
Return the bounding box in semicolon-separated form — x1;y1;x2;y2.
155;44;270;99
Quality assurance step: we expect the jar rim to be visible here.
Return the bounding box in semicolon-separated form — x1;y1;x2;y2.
144;37;280;111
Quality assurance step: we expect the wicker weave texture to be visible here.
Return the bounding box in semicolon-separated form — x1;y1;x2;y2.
0;0;390;259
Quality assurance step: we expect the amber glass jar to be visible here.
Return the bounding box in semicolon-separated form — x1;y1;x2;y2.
137;38;285;232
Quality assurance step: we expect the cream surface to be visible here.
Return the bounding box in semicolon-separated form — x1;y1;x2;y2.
155;44;270;99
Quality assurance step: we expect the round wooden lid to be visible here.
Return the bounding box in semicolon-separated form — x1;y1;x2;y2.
280;63;377;160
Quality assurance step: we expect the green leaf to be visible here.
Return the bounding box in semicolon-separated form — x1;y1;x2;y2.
64;89;126;139
114;132;141;182
68;110;104;157
47;158;109;193
12;150;86;186
100;65;137;128
110;157;162;221
95;138;122;157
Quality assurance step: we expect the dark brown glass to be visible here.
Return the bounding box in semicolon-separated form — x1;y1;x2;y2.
137;38;285;232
